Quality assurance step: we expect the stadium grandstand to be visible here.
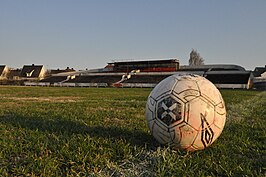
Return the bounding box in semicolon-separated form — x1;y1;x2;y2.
105;59;179;72
37;59;253;89
180;64;246;71
40;76;68;84
178;64;252;89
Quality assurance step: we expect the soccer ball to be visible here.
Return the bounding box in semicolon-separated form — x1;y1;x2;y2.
145;74;226;151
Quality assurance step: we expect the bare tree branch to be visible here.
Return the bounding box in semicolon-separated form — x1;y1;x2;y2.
189;49;204;66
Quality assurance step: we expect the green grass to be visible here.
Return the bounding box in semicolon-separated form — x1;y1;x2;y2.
0;86;265;176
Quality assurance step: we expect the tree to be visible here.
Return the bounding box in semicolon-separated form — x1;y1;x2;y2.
189;49;204;66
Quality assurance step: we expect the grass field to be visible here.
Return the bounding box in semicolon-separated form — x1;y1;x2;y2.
0;86;265;176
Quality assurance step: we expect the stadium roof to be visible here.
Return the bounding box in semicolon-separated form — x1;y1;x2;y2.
108;59;179;65
253;66;266;77
180;64;246;71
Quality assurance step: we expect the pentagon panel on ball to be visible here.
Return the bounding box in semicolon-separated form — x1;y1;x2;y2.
145;74;226;151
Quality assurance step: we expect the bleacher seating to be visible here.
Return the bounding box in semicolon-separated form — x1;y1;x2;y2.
65;75;122;85
40;76;68;83
122;75;170;84
206;72;251;84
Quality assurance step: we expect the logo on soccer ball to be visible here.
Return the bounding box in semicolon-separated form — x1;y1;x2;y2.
157;96;182;126
200;113;214;148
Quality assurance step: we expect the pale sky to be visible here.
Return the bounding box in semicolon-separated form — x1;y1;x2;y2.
0;0;265;70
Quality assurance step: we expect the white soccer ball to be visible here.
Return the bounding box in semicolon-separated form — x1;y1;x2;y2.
145;74;226;151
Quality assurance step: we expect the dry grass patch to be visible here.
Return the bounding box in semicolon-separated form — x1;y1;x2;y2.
1;96;83;103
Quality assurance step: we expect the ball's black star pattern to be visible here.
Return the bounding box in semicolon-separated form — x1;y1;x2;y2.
157;96;182;126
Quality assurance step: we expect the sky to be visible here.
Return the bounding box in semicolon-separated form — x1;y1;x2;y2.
0;0;265;70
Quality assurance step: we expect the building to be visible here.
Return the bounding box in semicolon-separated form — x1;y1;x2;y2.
112;64;252;89
253;65;266;77
180;64;246;72
106;59;180;73
253;65;266;90
180;64;252;89
7;68;21;80
0;65;9;80
48;67;75;75
20;64;46;80
0;66;23;85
